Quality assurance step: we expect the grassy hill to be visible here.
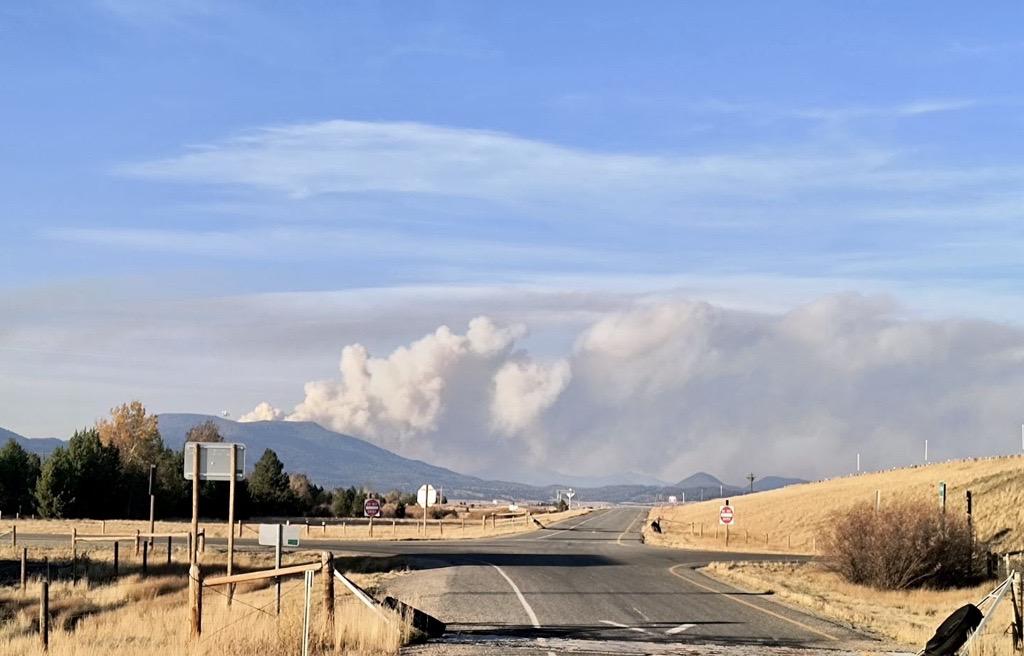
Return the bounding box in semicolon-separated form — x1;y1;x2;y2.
647;454;1024;555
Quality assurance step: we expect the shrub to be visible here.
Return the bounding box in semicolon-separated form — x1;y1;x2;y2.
823;499;980;589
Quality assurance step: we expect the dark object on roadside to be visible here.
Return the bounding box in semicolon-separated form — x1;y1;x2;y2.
650;520;662;534
922;604;983;656
532;516;544;528
383;596;446;639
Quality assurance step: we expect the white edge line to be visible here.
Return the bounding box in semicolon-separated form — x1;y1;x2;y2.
488;563;555;656
666;623;696;635
599;619;650;634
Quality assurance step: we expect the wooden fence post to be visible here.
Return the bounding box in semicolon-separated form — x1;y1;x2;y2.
11;524;15;548
462;517;466;533
491;514;496;530
71;528;77;583
392;519;396;536
189;563;202;639
135;529;140;556
113;541;119;578
481;516;486;530
321;552;335;632
143;541;149;574
167;535;172;566
20;547;27;591
238;520;243;538
39;581;49;651
438;519;443;537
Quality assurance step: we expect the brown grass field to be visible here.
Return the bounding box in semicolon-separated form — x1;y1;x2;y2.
645;454;1024;555
703;561;1018;655
0;509;589;655
0;545;414;655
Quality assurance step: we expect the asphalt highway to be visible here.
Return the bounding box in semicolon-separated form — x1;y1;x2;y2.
17;508;906;655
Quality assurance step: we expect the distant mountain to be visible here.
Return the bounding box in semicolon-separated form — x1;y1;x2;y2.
676;471;726;489
157;414;553;500
0;427;65;457
1;416;807;503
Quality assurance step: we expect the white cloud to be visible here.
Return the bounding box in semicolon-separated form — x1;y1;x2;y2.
239;293;1024;483
238;401;284;422
118;119;956;206
286;317;524;450
491;358;571;435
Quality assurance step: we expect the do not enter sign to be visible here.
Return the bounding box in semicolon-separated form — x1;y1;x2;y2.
364;498;382;518
719;505;735;526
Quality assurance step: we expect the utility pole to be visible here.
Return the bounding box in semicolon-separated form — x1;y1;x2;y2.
746;473;755;494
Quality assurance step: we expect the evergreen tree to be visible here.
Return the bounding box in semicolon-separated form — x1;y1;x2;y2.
247;449;296;516
65;428;122;518
0;439;42;516
35;447;76;518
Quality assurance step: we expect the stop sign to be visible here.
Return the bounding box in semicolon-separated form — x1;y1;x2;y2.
364;498;382;518
719;505;735;526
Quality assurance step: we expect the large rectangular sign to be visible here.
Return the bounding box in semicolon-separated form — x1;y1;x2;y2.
183;442;246;481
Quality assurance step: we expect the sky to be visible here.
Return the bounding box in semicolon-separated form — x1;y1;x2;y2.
2;2;1024;484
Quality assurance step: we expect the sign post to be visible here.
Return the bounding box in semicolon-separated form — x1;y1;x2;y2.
227;444;237;605
183;442;246;567
719;502;735;547
565;488;575;510
364;497;381;537
417;484;437;535
190;446;200;564
148;464;156;547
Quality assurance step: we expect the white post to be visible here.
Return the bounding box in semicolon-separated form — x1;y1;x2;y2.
856;453;861;473
275;524;283;615
925;439;929;463
301;570;313;656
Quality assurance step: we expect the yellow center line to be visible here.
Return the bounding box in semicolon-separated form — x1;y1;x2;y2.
667;564;839;641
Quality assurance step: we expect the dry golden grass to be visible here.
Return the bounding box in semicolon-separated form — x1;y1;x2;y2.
646;455;1024;555
0;545;413;655
703;561;1019;653
5;508;588;543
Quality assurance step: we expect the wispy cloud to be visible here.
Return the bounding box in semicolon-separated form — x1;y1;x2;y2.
119;118;1024;210
40;225;626;268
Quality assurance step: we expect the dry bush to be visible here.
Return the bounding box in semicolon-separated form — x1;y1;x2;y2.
823;499;980;589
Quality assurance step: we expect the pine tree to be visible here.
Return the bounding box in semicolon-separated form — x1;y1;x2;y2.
247;449;297;515
0;439;42;516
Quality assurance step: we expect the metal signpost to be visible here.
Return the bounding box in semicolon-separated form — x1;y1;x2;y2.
565;488;575;510
183;442;246;568
719;502;735;547
418;484;437;534
364;497;381;537
259;524;300;614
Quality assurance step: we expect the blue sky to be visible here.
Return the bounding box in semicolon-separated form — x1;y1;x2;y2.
3;2;1024;480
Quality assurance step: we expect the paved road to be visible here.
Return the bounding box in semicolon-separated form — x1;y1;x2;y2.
16;509;906;655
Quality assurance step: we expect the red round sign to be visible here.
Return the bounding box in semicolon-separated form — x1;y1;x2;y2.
364;498;382;518
719;505;735;525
